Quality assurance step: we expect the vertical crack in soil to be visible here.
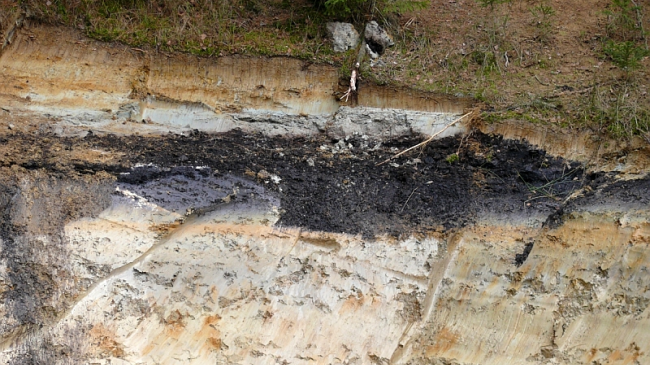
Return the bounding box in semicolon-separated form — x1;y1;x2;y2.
515;242;535;267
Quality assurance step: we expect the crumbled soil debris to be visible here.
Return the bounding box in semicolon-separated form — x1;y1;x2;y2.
515;242;535;267
0;130;586;237
564;172;650;212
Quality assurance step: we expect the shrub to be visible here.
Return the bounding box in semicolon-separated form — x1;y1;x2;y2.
475;0;511;10
312;0;428;22
604;0;645;41
530;1;555;43
603;39;649;70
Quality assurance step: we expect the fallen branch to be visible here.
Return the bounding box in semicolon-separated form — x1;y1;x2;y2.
400;187;418;213
376;112;472;166
550;80;615;97
533;75;549;86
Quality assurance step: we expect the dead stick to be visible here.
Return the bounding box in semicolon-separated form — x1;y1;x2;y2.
377;112;472;166
400;187;418;213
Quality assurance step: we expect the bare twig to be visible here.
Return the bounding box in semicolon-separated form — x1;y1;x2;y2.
551;80;615;97
456;129;473;156
533;75;549;86
400;187;418;213
630;0;648;50
377;112;472;166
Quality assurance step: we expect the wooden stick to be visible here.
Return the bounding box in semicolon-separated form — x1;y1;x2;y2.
400;187;418;213
376;112;472;166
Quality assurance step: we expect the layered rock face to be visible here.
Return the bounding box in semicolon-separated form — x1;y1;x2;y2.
1;22;650;365
0;145;648;365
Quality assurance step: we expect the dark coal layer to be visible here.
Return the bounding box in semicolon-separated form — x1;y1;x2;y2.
117;166;279;215
71;130;585;237
0;172;113;364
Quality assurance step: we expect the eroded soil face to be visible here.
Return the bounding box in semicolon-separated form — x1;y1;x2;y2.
1;126;650;365
1;21;650;365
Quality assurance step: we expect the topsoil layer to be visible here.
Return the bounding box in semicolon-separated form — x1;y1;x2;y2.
0;129;597;237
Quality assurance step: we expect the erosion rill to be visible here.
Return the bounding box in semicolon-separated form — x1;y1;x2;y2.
1;22;650;365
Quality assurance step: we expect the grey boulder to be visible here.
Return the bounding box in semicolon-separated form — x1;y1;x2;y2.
364;21;394;55
326;22;360;52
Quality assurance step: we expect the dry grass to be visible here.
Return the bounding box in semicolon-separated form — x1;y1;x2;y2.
22;0;339;59
369;0;650;139
0;0;20;39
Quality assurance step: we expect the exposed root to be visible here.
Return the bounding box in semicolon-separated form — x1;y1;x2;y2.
340;63;360;103
377;112;472;166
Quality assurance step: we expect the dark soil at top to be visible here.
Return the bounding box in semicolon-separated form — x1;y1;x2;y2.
60;129;585;237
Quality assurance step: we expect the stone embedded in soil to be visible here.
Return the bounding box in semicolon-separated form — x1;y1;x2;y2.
364;21;394;56
326;22;360;53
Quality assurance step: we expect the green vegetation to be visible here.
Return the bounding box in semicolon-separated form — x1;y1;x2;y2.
446;153;459;164
584;0;650;138
469;0;512;78
313;0;427;23
529;0;555;43
602;0;648;72
576;81;650;138
475;0;511;10
3;0;647;142
604;0;647;42
22;0;341;60
603;39;649;70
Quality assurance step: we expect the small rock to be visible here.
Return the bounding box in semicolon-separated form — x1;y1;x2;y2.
365;43;380;59
364;21;394;55
306;158;315;167
8;123;14;130
257;169;271;180
326;22;360;52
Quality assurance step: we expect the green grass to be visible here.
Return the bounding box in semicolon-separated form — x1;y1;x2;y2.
23;0;341;61
446;153;459;164
10;0;650;143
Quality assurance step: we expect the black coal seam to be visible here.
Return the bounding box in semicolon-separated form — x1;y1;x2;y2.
1;129;596;238
74;130;587;237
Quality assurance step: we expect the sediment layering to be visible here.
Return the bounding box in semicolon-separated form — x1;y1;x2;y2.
1;21;649;365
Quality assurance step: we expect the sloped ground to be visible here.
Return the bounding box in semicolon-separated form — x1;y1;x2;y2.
4;0;649;139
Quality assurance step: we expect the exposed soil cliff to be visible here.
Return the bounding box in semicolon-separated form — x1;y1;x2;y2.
0;21;649;365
